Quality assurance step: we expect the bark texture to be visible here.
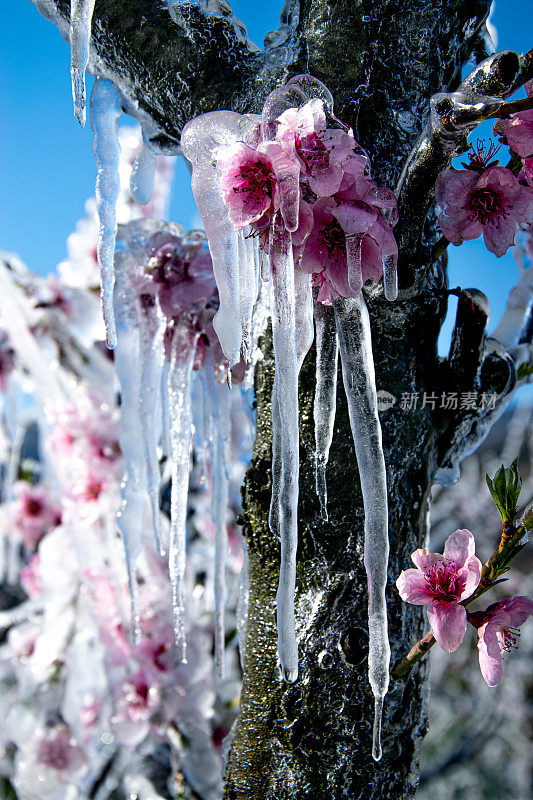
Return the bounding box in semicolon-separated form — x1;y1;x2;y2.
30;0;529;798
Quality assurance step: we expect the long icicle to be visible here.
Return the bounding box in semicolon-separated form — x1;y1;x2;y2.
138;293;166;555
114;253;146;644
130;134;157;206
167;328;199;662
313;300;338;520
90;78;122;349
333;294;390;762
270;216;300;683
69;0;95;126
206;369;231;678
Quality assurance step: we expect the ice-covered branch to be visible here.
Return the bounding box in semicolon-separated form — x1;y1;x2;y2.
394;50;522;272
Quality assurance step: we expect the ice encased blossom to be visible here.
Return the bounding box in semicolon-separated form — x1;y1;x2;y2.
396;529;482;652
216;142;280;227
436;165;533;257
493;81;533;159
474;596;533;687
14;725;88;800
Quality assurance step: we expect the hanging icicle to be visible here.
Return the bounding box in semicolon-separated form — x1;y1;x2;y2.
90;78;123;349
184;73;398;757
69;0;95;126
333;295;390;762
130;134;157;206
312;300;338;520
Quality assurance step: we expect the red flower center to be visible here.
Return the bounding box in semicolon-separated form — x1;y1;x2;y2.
425;561;462;602
25;498;43;517
235;160;274;204
296;132;330;172
468;188;503;224
319;220;346;262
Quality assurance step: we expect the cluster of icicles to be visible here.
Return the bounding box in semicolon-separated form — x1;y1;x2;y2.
113;219;259;680
74;1;397;752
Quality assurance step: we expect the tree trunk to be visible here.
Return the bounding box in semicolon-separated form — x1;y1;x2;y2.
31;0;523;796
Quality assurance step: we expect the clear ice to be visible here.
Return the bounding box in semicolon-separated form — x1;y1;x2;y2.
181;112;260;366
167;329;198;661
69;0;95;126
269;220;301;684
333;294;390;762
313;300;338;520
114;250;146;644
90;77;123;349
130;134;157;206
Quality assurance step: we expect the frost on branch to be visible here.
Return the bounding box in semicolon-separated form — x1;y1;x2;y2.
182;74;398;757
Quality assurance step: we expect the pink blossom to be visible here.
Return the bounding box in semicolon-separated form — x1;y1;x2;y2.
35;725;87;782
216;142;279;227
472;596;533;686
300;198;388;303
435;165;533;257
396;529;482;652
11;481;61;550
494;85;533;158
20;554;42;598
276;99;356;196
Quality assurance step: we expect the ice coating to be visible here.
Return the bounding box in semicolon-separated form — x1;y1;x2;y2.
181;112;251;366
114;251;146;644
206;368;231;678
270;219;300;683
130;134;157;206
313;300;338;520
90;78;123;348
69;0;95;126
491;265;533;347
138;292;166;555
383;253;398;302
167;329;198;662
333;294;390;762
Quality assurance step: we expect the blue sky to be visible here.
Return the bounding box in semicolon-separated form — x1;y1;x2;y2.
0;1;531;356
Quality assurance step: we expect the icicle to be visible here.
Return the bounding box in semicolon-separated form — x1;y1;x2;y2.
333;294;390;762
138;293;166;556
130;134;157;206
346;235;363;295
269;217;300;683
206;370;231;678
238;228;259;360
167;328;198;661
192;372;210;486
383;254;398;302
90;78;122;349
313;300;338;520
69;0;95;126
181;112;258;366
491;264;533;348
114;253;146;645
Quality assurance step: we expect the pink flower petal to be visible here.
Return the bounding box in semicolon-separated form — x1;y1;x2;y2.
458;554;482;601
482;216;517;257
435;168;478;208
477;622;504;686
395;568;434;604
411;549;444;571
427;600;467;653
443;529;475;569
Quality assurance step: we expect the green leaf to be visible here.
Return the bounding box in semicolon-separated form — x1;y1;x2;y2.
486;459;522;523
517;362;533;381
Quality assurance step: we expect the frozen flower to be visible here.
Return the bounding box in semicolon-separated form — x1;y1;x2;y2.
471;596;533;686
276;99;356;196
396;529;482;652
216;142;279;227
14;724;88;799
300;197;391;302
12;481;62;550
435;165;533;257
